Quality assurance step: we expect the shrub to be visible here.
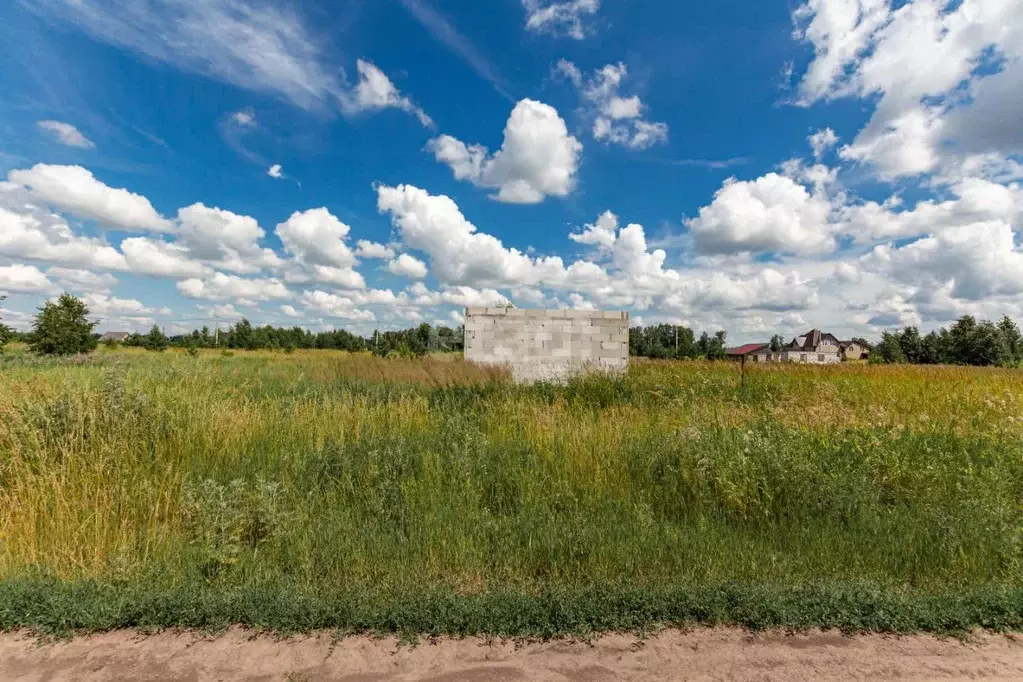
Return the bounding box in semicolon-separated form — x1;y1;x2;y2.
144;325;169;352
28;293;97;356
182;478;292;579
0;294;10;350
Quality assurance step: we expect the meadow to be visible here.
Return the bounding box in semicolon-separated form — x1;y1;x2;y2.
2;347;1023;636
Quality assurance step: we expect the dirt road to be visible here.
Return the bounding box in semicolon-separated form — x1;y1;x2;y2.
3;627;1023;681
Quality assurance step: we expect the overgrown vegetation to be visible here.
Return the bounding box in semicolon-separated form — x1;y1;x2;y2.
2;351;1023;636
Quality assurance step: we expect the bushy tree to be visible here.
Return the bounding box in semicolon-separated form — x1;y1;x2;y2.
970;320;1009;367
769;334;785;353
434;325;464;352
896;326;922;363
696;330;727;360
998;316;1022;365
123;332;146;347
28;293;98;356
144;324;169;352
946;315;978;364
0;295;11;350
919;331;942;364
227;318;255;350
873;331;905;364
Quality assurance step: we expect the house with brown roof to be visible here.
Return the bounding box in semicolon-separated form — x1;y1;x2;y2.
727;330;868;364
781;329;842;364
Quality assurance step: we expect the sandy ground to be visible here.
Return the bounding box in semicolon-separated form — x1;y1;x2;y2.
3;627;1023;681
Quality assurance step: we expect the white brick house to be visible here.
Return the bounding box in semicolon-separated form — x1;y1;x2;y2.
781;329;842;364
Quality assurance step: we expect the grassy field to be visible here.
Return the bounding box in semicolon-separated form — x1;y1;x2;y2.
2;348;1023;636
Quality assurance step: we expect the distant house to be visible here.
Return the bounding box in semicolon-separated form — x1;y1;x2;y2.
839;340;868;361
726;343;774;363
781;329;842;364
99;331;130;343
727;330;867;365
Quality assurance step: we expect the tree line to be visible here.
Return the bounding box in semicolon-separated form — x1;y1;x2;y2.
3;294;1022;368
121;318;465;356
0;293;465;358
871;315;1023;367
628;324;728;360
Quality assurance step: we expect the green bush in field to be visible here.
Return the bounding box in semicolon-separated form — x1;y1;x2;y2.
182;478;292;579
27;293;97;356
144;325;169;352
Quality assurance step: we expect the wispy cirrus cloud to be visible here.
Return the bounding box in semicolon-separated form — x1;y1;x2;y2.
26;0;339;110
668;157;749;170
25;0;431;124
398;0;514;101
37;120;95;148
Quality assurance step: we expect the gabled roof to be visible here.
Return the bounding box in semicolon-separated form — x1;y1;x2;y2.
726;343;769;356
785;329;841;351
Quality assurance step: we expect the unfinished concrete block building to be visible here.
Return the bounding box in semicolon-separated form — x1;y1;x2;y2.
463;307;629;383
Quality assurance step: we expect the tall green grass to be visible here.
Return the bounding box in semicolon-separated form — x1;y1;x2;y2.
2;350;1023;635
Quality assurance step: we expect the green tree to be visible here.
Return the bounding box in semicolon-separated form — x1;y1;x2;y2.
144;324;169;352
769;334;785;353
998;316;1022;365
945;315;978;365
228;318;255;350
919;331;942;364
706;330;727;360
971;320;1009;367
874;331;905;364
897;326;922;363
28;293;98;356
0;295;11;350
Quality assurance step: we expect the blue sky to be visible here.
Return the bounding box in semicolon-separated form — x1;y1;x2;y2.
0;0;1021;342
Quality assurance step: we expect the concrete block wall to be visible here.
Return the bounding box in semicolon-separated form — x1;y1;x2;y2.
464;307;629;383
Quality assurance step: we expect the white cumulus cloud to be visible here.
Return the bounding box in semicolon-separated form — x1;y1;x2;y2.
355;240;395;259
686;172;837;255
177;272;291;302
8;164;171;232
387;253;428;279
428;99;582;204
523;0;599;40
556;60;668;149
0;264;56;294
